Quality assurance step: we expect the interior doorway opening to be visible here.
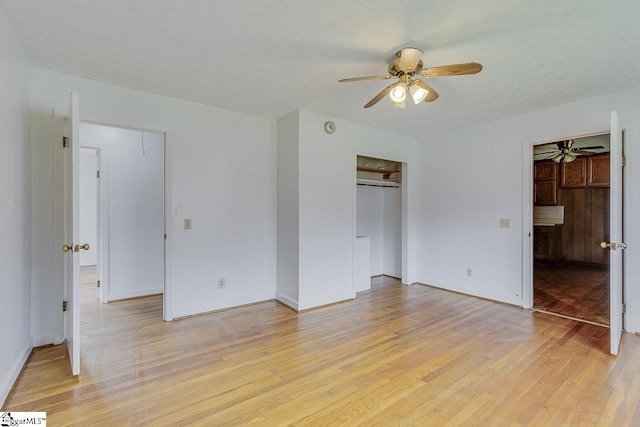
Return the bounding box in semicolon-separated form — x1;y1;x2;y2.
79;122;165;312
532;133;611;325
354;155;403;292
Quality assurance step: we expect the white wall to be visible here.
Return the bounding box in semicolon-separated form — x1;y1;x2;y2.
275;110;417;310
79;148;98;266
276;111;300;309
383;187;401;278
417;87;640;332
81;124;164;299
296;110;418;310
356;186;384;275
30;69;277;341
0;6;32;406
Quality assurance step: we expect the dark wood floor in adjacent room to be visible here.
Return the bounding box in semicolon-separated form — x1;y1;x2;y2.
5;273;640;425
534;261;609;325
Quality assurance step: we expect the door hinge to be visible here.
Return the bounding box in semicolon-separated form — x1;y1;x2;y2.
97;280;101;288
97;170;100;178
63;300;68;312
622;156;626;167
623;303;627;314
62;136;68;148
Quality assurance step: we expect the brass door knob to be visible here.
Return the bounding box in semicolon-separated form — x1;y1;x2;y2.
74;243;90;253
62;244;72;253
601;241;627;250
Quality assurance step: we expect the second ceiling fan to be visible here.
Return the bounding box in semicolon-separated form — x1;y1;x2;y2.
339;47;483;109
535;139;606;163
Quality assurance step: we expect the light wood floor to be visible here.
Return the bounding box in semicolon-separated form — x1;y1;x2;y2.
534;262;609;325
5;274;640;425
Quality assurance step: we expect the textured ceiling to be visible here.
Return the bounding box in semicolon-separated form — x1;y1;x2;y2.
2;0;640;138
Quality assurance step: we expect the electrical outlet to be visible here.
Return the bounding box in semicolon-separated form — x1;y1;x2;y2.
184;218;192;230
217;277;225;289
466;268;472;277
499;218;510;228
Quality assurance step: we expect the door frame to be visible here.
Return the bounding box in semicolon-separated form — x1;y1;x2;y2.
56;116;173;332
521;126;624;317
352;151;416;287
82;119;170;318
78;144;109;303
77;146;104;300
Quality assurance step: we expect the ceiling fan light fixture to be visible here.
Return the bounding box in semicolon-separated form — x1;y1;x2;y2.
564;152;577;163
409;80;429;104
389;83;407;103
552;154;564;163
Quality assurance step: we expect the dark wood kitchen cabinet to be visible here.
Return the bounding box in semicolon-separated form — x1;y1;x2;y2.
534;161;558;205
534;226;563;262
535;161;558;181
561;154;609;188
588;154;610;187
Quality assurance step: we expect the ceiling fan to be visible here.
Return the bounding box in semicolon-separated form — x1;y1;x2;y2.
535;139;605;163
338;47;483;109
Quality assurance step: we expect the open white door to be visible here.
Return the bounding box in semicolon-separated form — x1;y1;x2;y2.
63;92;81;375
607;111;625;355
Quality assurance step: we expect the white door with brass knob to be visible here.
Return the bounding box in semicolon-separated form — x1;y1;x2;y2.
600;241;627;251
608;111;624;356
62;91;81;376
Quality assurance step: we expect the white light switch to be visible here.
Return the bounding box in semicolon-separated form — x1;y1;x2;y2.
499;218;510;228
184;219;192;230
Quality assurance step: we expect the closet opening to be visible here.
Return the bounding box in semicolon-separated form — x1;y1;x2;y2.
354;155;402;292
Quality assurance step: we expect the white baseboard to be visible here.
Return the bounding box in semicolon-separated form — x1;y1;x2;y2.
32;334;54;347
1;342;32;408
298;290;355;311
276;292;299;311
172;291;276;319
108;287;163;301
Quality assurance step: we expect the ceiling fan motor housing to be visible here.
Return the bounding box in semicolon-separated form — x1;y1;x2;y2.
389;59;423;77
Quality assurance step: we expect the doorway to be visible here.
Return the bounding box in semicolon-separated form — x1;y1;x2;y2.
354;155;402;292
79;122;165;309
531;134;611;325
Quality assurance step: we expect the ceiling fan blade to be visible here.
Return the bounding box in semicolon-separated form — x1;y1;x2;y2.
363;83;396;108
574;145;605;151
573;150;598;156
535;143;559;151
415;80;439;102
339;75;393;83
535;149;561;155
419;62;483;78
537;152;562;160
397;47;423;73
